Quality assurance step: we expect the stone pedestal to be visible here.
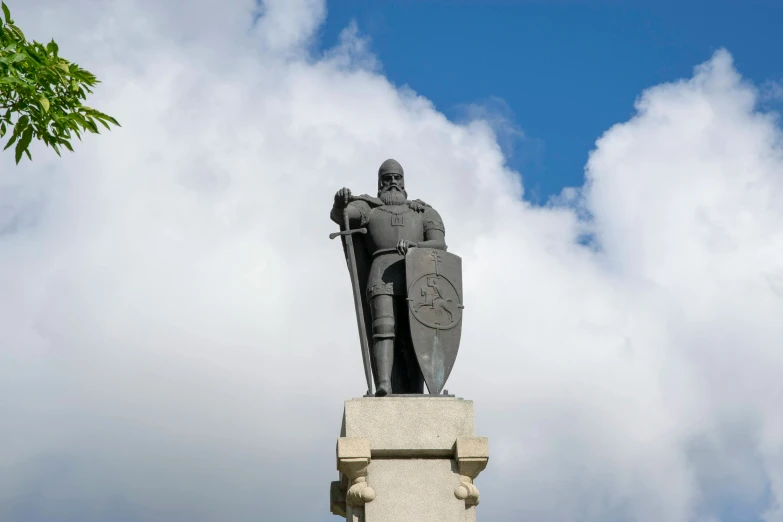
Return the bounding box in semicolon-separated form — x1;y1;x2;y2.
330;397;488;522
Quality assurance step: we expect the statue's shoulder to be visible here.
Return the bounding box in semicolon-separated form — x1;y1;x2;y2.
419;203;445;233
411;200;442;218
407;199;432;213
350;194;382;208
341;195;378;225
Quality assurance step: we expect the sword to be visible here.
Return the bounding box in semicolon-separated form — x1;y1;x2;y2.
330;207;374;396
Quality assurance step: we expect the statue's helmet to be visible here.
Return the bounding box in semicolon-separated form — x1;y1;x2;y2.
377;159;404;191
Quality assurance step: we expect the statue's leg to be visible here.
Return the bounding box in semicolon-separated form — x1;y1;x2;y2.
370;294;395;397
394;296;424;394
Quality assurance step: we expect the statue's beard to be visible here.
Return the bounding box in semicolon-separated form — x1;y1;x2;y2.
379;187;407;206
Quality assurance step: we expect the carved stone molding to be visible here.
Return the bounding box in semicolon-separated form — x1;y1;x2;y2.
337;437;376;508
453;437;489;507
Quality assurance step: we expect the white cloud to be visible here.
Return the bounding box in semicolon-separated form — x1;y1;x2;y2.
761;79;783;103
2;1;783;522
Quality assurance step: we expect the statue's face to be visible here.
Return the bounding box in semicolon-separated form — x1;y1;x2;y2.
379;172;404;192
378;172;407;205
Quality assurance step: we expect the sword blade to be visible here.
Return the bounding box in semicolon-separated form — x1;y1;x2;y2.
341;210;374;396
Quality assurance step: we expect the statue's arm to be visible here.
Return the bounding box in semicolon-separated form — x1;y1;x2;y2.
330;198;370;229
418;208;447;251
418;231;446;251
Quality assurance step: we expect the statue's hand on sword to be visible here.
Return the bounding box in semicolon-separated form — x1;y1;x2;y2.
334;187;352;209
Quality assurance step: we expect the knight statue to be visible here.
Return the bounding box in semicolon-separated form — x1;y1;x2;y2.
330;159;464;397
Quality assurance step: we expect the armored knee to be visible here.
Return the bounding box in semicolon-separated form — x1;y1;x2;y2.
370;295;396;340
372;312;395;340
371;305;394;340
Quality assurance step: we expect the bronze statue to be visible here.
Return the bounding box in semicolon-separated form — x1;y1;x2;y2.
330;159;464;397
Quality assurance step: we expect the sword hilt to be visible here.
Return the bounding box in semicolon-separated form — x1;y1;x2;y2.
329;227;367;240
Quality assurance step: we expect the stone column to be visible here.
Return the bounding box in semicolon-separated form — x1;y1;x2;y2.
329;397;489;522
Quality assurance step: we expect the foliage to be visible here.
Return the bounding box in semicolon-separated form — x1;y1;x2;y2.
0;1;119;164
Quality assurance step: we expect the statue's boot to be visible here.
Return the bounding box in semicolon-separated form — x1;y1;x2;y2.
374;339;393;397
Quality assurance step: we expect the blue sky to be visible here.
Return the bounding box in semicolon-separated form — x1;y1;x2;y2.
320;0;783;202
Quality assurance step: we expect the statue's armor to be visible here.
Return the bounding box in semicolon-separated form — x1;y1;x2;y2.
347;201;443;300
366;205;422;299
366;205;423;251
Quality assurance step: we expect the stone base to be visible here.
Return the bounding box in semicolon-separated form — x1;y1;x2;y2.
330;397;488;522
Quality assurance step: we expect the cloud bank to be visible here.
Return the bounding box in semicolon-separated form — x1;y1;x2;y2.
2;1;783;521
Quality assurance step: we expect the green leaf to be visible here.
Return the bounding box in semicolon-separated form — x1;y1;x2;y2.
38;95;49;112
14;125;32;163
56;62;69;73
10;24;23;39
3;131;17;150
47;39;59;57
25;49;45;65
2;2;10;24
14;138;23;163
9;52;25;62
90;110;121;128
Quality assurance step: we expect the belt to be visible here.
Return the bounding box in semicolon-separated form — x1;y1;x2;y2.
372;248;401;258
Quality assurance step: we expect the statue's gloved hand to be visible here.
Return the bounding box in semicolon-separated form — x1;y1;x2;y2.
396;239;418;256
334;187;352;209
408;199;429;212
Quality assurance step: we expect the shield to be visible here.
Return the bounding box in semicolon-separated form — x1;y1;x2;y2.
405;248;464;394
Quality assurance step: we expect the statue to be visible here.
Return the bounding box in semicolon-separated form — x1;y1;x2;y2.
330;159;464;397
